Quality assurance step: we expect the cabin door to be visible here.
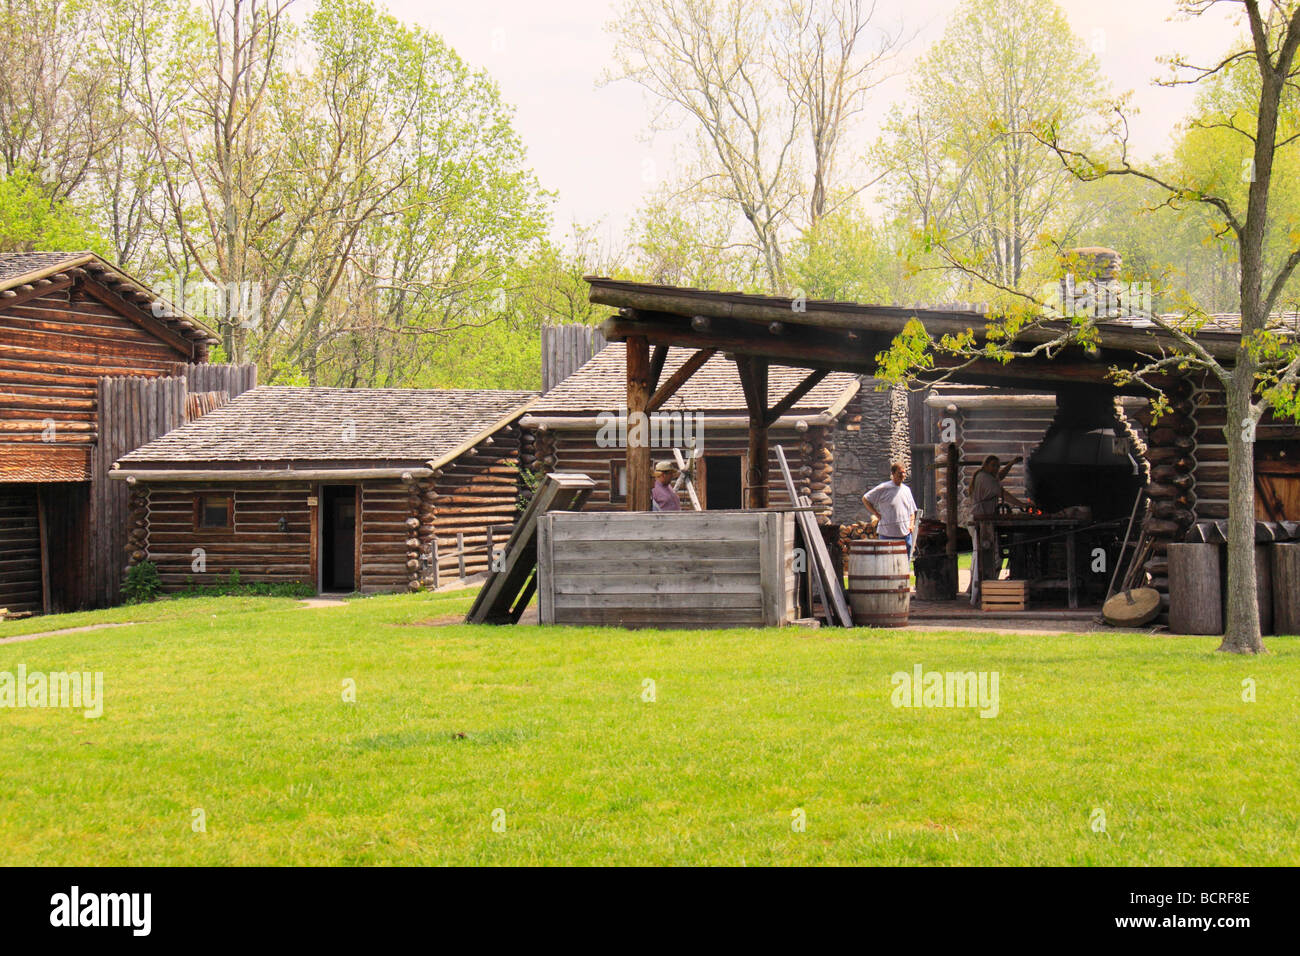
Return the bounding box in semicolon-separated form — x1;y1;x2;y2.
321;485;357;591
702;455;744;510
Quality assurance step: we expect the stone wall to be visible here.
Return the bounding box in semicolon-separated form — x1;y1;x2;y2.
831;377;910;524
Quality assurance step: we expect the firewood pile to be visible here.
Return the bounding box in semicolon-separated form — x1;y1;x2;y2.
837;520;877;556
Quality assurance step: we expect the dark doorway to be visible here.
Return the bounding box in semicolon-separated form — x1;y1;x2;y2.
321;485;357;592
704;456;743;510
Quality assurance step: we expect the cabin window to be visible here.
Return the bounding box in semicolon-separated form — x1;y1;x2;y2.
610;462;628;503
194;493;234;530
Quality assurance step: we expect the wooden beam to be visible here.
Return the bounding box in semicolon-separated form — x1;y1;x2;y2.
588;276;1243;359
601;313;1159;395
946;443;959;558
649;344;669;393
736;357;770;509
625;334;652;512
764;368;828;426
646;347;717;413
0;274;74;311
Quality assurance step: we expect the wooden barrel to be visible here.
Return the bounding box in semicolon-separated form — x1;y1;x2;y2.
1273;543;1300;635
1169;543;1222;635
846;539;911;626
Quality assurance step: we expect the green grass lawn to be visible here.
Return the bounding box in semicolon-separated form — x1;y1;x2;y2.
1;591;1296;865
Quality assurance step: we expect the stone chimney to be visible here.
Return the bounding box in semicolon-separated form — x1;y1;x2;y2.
1058;246;1133;319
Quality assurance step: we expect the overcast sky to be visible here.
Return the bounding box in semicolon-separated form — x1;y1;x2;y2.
381;0;1242;242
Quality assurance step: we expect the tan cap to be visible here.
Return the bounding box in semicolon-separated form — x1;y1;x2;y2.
654;459;679;473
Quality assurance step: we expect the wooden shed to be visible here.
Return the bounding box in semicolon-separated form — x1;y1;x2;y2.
110;386;537;594
582;272;1300;616
0;251;241;615
519;342;861;522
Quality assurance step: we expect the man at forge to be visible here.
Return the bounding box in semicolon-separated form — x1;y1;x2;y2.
863;462;919;558
651;460;682;511
970;455;1028;581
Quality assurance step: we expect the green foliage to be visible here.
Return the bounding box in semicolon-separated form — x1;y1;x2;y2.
789;203;947;305
0;170;105;254
121;561;162;605
875;0;1108;296
180;572;314;599
516;463;543;512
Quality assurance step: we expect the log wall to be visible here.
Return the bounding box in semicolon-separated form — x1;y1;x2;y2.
520;424;833;521
432;424;523;582
1187;378;1300;521
360;480;415;594
933;398;1055;518
0;486;41;614
0;287;195;482
140;481;315;589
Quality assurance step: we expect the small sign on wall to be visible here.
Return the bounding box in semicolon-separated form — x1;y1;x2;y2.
307;496;318;507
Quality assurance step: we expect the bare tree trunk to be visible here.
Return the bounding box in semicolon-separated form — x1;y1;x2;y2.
1220;367;1264;654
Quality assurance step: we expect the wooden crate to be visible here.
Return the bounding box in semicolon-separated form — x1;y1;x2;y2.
981;580;1028;612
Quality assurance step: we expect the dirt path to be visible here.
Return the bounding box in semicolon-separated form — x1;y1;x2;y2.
0;621;137;645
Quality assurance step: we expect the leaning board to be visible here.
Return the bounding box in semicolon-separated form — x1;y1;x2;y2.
465;472;596;624
537;510;797;628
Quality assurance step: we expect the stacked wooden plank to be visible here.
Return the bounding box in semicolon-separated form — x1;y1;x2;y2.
536;510;796;629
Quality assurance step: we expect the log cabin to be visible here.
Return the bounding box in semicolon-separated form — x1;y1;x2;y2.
0;251;237;615
519;342;865;522
110;386;537;594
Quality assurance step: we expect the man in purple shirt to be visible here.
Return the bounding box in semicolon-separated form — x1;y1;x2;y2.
651;460;682;511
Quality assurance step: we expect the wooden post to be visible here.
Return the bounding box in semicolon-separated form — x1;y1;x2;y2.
431;537;439;590
737;358;770;509
945;442;959;557
36;488;51;615
626;334;652;512
457;532;466;580
486;525;496;571
308;488;320;594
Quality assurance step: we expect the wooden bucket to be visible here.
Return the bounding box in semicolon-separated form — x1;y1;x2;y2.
846;539;911;626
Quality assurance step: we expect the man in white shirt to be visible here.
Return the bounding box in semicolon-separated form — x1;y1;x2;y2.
862;462;919;558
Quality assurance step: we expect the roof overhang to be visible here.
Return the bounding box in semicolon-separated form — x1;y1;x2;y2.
585;276;1244;357
584;278;1244;394
518;412;840;430
110;466;433;483
424;394;539;471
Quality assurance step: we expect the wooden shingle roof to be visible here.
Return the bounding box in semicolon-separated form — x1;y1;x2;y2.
530;343;859;415
118;386;537;468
